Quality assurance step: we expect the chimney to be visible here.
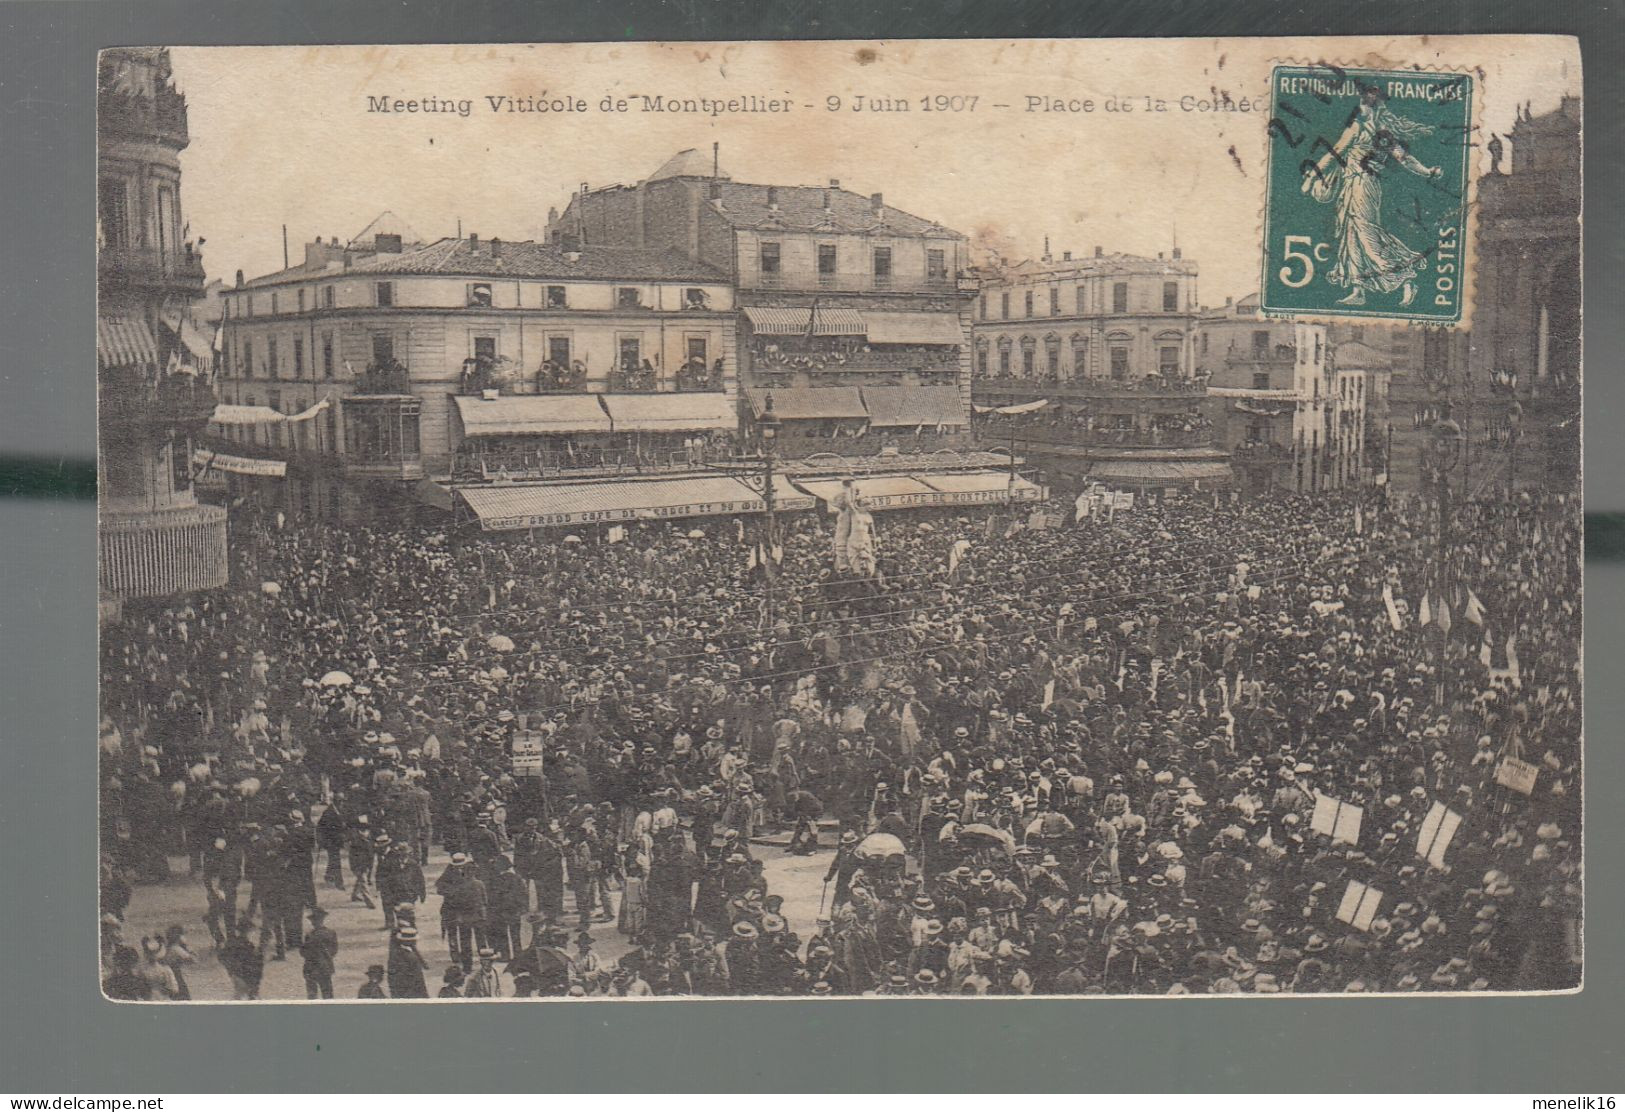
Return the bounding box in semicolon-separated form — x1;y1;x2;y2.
822;189;832;211
490;237;502;258
374;233;403;254
767;186;778;210
330;236;340;247
1157;251;1164;260
708;180;722;200
235;269;244;288
828;178;840;188
1094;245;1103;258
579;182;588;195
468;232;479;250
560;231;581;253
1062;251;1072;262
1173;246;1182;259
870;192;883;213
1042;235;1052;262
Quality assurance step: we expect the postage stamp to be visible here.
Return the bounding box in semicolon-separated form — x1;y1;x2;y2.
1260;64;1474;323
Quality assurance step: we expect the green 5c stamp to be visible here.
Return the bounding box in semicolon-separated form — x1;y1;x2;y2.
1261;64;1474;322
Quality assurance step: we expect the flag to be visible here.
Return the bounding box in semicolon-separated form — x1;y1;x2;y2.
1437;599;1452;635
1464;586;1486;626
1479;630;1493;668
1354;505;1364;535
1419;592;1432;628
1382;584;1403;631
1504;636;1520;687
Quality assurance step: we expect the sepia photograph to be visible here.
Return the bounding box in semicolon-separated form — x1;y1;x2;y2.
94;37;1582;1002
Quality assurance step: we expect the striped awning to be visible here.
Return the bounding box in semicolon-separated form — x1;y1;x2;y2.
795;475;943;511
863;311;963;345
459;474;815;531
98;313;158;370
860;385;967;428
746;387;867;421
1088;460;1235;484
600;393;736;433
744;306;868;336
916;470;1045;503
453;394;612;437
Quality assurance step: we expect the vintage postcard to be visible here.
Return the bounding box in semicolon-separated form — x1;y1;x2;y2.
96;37;1581;1001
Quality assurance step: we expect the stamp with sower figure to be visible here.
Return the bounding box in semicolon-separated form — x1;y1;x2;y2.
1261;64;1474;323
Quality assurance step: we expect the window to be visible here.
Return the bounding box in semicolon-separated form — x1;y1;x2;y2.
323;285;335;309
618;336;641;371
926;248;947;281
1047;343;1060;376
1024;291;1034;318
271;293;279;315
1022;348;1035;377
371;333;394;365
293;336;304;378
1112;282;1128;313
246;296;254;318
375;281;394;307
1050;287;1060;315
322;334;334;379
267;336;279;378
683;288;709;310
1072;340;1088;377
759;242;781;275
97;176;130;248
241;338;253;378
686;336;708;365
872;247;892;287
616;287;644;309
1076;285;1087;314
979;294;988;321
1159;345;1179;376
1000;292;1011;320
547;336;571;368
473;336;497;362
999;348;1011;375
1163;281;1179;312
467;282;493;308
1202;333;1209;355
1252;330;1270;357
298;288;306;313
1110;347;1129;379
546;285;567;309
818;243;837;277
267;391;281;447
977;347;989;375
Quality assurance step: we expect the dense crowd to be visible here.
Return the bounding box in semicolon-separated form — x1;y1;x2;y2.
98;480;1581;998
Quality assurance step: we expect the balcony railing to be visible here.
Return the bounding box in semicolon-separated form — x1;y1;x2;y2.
98;86;189;146
100;370;217;430
743;270;959;293
98;244;207;293
352;359;413;396
1230;441;1294;462
972;373;1207;398
756;347;961;373
976;424;1213;450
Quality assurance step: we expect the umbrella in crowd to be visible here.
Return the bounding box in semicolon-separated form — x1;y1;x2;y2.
318;670;354;687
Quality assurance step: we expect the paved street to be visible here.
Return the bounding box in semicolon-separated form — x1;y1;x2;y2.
119;842;839;1000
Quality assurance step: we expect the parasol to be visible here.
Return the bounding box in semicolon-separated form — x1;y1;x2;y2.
486;634;516;652
854;832;907;860
687;529;706;539
959;823;1017;855
318;670;354;687
260;581;281;595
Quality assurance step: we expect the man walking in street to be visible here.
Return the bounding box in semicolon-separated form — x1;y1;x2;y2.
302;906;339;999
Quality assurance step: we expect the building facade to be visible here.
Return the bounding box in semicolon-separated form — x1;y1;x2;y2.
968;247;1224;496
97;47;228;606
1196;296;1360;495
213;226;738;520
548;150;978;459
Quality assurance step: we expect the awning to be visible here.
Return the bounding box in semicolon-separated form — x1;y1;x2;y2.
453;394;611;437
863;311;964;346
192;448;287;478
746;387;867;421
860;385;967;428
744;306;868;336
916;470;1045;503
1088;460;1235;484
600;393;736;433
795;474;945;511
98;313;158;370
180;319;216;363
458;474;814;531
416;478;454;511
973;398;1049;416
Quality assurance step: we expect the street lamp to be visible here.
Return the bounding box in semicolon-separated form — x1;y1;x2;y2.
757;392;781;625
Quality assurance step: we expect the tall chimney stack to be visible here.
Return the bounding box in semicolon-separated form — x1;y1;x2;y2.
870;192;883;213
1094;245;1104;258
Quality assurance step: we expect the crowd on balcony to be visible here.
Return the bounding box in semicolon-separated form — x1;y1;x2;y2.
973;367;1209;396
975;407;1213;449
753;341;959;374
99;478;1581;997
451;433;743;483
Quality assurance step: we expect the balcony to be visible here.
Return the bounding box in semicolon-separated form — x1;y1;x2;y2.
100;369;217;431
972;373;1207;399
977;424;1214;451
345;456;425;481
98;86;189;147
100;503;227;601
743;270;960;294
99;244;207;296
1230;440;1294;463
352;358;413;396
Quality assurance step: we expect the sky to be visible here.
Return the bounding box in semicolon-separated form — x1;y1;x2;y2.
168;37;1579;306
